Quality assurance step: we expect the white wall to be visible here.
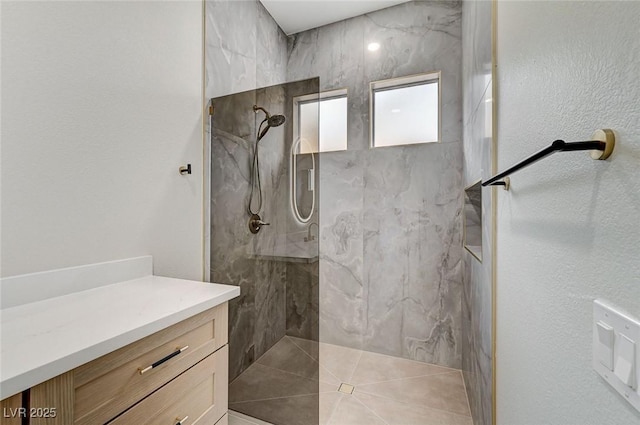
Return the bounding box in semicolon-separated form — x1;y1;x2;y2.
496;2;640;424
1;1;204;279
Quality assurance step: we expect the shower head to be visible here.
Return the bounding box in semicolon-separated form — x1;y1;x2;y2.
268;114;286;127
258;114;286;140
253;104;286;141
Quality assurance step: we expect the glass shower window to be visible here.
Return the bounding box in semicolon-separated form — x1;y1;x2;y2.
295;89;348;153
370;72;440;147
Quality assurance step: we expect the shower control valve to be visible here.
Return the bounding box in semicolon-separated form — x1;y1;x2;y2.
249;214;270;234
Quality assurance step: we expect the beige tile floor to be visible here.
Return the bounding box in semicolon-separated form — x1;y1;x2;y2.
229;336;472;425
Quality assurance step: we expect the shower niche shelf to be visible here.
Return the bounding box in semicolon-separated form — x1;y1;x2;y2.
250;234;319;264
463;180;482;262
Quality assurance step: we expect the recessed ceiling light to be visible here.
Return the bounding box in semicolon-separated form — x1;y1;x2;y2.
367;42;380;52
391;108;401;113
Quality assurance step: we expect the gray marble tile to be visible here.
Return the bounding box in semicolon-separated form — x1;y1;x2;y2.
461;1;494;424
230;394;320;425
355;371;471;417
288;336;320;361
286;261;319;340
209;76;320;381
256;1;287;88
354;391;474;425
461;0;492;136
362;142;463;368
229;363;320;403
319;392;342;425
210;89;258;379
208;0;466;396
318;150;366;350
256;337;319;381
363;1;463;145
327;395;386;425
206;0;291;99
288;16;368;152
286;28;320;84
229;338;332;425
318;341;363;385
205;0;258;98
230;336;473;425
284;1;464;370
350;350;453;386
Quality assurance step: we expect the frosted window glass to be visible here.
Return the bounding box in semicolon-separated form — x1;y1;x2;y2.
319;97;348;152
299;101;319;153
373;81;439;147
299;96;347;153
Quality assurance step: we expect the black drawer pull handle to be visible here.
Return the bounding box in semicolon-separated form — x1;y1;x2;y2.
138;345;189;374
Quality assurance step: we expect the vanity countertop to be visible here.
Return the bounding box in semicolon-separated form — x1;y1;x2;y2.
0;267;239;399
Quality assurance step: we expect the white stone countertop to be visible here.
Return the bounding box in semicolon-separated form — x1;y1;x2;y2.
0;274;239;399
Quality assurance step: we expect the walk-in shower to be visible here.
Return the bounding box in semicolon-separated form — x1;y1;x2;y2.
206;0;474;423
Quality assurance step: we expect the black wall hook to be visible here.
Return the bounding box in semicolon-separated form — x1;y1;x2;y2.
179;164;191;175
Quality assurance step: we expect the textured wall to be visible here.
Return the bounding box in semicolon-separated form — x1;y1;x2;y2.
461;1;493;424
1;1;203;279
496;2;640;424
287;1;464;368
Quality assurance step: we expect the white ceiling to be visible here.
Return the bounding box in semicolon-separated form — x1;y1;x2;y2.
259;0;412;35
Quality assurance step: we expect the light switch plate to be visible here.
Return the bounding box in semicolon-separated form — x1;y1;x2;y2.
593;299;640;413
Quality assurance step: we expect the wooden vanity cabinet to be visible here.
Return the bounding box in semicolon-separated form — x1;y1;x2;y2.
0;393;23;425
3;303;229;425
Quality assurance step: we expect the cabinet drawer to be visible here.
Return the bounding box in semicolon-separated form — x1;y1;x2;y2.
108;345;228;425
0;393;22;425
74;304;227;425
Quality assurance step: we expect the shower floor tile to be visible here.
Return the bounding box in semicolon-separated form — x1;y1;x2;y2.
229;336;471;425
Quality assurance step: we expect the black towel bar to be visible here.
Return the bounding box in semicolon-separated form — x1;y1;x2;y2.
482;129;615;188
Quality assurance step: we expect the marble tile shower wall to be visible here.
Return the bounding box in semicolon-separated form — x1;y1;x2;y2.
205;0;287;99
287;1;464;368
206;0;319;381
461;1;493;424
210;86;287;380
204;0;288;289
210;79;320;381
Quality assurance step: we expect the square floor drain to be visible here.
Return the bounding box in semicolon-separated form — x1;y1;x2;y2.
338;383;354;394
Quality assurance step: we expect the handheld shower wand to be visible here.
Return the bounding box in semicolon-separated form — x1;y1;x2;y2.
253;105;286;141
247;105;286;231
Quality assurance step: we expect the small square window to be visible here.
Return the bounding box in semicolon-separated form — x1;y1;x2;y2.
294;89;348;154
370;72;440;148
